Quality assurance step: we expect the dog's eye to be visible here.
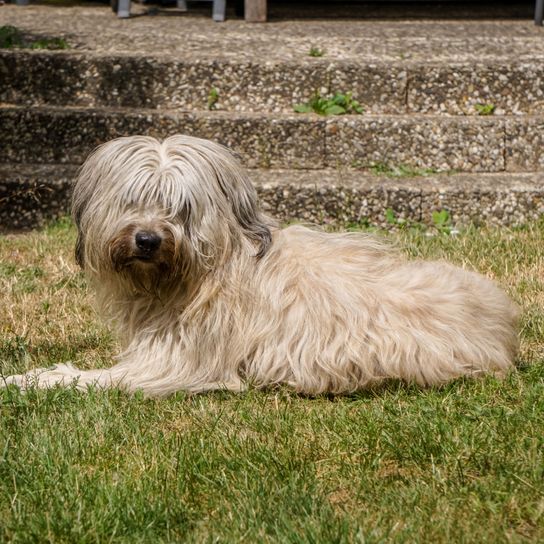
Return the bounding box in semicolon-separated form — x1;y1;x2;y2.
173;201;191;224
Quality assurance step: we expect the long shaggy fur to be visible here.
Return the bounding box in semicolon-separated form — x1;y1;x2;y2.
4;135;520;396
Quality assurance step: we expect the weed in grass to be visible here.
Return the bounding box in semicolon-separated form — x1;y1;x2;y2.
382;208;458;236
384;208;422;232
308;46;326;57
344;218;373;231
474;103;496;116
294;91;363;115
44;215;74;235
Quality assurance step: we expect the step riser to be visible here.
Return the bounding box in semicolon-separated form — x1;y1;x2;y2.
0;108;324;170
2;52;544;115
259;183;544;229
1;107;543;173
0;167;75;231
2;167;542;231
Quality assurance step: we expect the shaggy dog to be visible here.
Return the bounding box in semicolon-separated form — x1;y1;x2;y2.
3;135;519;396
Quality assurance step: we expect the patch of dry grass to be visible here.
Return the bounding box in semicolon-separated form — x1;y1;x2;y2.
0;219;113;375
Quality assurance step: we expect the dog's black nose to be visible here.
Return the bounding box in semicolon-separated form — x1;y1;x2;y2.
135;231;162;253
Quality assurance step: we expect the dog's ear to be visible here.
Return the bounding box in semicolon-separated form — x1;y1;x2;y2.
75;231;85;268
230;193;272;258
215;171;272;258
71;188;87;269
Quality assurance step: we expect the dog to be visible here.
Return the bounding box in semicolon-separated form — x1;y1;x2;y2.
3;135;519;396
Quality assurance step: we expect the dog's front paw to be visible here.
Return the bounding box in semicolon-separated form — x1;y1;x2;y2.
1;373;28;388
1;364;81;390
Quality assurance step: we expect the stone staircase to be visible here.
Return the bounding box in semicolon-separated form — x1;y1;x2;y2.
1;4;543;230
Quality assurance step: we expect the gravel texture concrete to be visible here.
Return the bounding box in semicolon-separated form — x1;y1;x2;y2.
1;3;543;230
0;163;76;231
1;5;544;115
2;106;543;172
4;51;544;115
2;5;543;62
255;169;544;227
2;164;542;231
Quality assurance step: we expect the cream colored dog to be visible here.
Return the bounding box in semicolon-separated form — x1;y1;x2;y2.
3;135;519;396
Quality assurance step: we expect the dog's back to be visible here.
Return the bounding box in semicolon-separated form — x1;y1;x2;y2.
240;225;519;393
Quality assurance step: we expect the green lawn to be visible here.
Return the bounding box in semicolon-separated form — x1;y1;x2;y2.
1;220;543;543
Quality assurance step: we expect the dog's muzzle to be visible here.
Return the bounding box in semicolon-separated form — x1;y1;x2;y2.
109;224;175;272
135;231;162;260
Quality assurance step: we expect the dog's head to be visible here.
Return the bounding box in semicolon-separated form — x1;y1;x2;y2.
72;135;273;293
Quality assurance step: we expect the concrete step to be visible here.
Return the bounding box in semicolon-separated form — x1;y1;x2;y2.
2;50;544;116
1;164;542;231
0;163;76;231
2;105;543;173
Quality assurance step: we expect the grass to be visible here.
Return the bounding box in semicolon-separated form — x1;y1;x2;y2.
1;219;543;543
367;162;449;178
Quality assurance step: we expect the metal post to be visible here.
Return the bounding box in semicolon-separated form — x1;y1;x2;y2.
117;0;130;18
213;0;226;21
536;0;544;25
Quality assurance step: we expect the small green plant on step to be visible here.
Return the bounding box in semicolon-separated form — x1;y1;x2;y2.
474;103;495;116
308;46;325;57
383;208;433;234
0;25;69;49
385;208;407;227
294;91;363;115
207;88;219;111
0;25;24;48
369;162;441;178
343;218;373;231
30;37;69;50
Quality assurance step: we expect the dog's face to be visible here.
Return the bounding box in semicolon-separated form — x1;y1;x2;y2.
72;135;272;294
